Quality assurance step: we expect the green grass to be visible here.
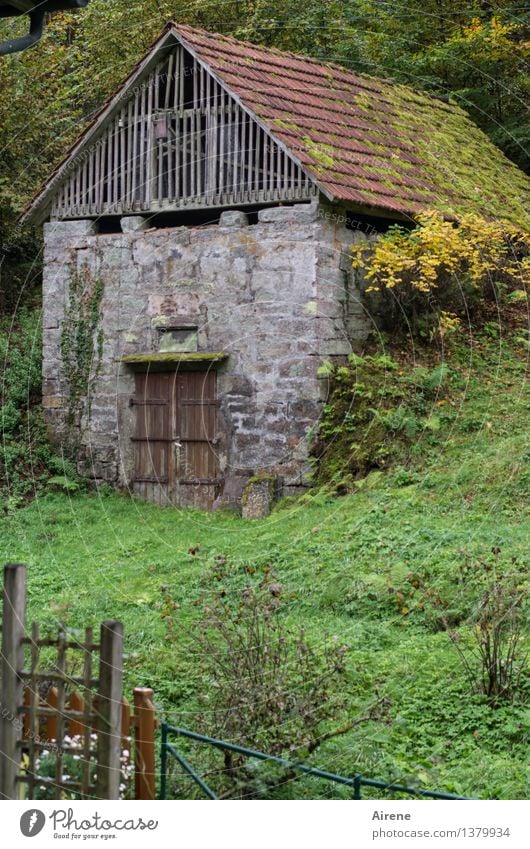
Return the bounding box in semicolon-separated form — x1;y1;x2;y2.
1;328;529;799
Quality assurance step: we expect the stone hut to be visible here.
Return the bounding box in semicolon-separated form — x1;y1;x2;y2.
22;24;530;509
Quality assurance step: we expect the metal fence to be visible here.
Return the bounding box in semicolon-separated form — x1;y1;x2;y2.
160;723;467;801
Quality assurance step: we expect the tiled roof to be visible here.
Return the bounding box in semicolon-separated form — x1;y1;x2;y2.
177;24;530;228
22;23;530;229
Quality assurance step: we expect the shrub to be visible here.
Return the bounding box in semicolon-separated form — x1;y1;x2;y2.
445;567;529;706
352;210;530;333
161;567;385;798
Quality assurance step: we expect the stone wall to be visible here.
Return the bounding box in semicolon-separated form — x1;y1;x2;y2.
42;200;371;502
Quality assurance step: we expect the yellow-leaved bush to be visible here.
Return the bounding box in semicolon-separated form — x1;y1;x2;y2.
351;210;530;297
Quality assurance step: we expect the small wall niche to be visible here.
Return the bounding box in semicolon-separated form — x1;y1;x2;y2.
158;325;198;353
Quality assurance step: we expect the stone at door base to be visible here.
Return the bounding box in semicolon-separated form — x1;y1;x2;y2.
241;475;277;519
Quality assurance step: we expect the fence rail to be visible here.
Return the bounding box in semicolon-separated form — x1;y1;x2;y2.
160;723;468;801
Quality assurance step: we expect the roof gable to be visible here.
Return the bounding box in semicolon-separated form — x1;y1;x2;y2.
23;23;530;229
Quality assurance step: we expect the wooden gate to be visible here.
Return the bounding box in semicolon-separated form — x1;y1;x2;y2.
132;370;221;509
0;564;157;800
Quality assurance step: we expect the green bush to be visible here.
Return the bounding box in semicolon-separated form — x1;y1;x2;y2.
0;309;57;504
313;352;451;489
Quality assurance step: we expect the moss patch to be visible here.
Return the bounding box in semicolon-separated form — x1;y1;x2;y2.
118;352;228;364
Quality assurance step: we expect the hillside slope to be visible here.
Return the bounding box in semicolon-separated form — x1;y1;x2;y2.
1;325;529;799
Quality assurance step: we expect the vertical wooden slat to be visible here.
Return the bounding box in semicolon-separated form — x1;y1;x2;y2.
81;626;93;799
218;88;225;198
156;116;163;202
82;156;88;214
297;163;303;198
45;686;58;744
96;620;123;800
98;137;105;210
139;83;147;208
240;112;247;202
193;56;198;110
191;108;196;200
179;47;184;113
88;145;94;213
247;116;254;199
121;696;130;744
114;118;120;209
22;686;31;741
106;123;113;212
196;112;202;202
233;103;239;199
168;115;174;202
27;621;39;800
120;108;126;209
269;137;275;197
173;45;180;111
175;110;181;201
74;164;81;215
146;73;154;209
205;63;210;113
132;90;139;206
133;688;156;800
212;84;218;200
126;99;133;210
0;563;26;800
154;64;160;114
182;112;188;202
255;121;261;196
54;629;66;794
68;691;84;737
165;52;174;110
262;131;268;200
225;95;234;203
205;110;212;202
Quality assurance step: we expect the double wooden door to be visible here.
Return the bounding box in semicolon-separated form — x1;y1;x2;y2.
131;371;221;509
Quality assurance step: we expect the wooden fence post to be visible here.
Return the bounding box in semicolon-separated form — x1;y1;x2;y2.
0;563;27;800
96;620;123;800
133;687;156;800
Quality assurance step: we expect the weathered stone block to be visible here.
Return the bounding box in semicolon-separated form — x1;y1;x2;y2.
241;475;277;519
219;210;249;227
258;203;319;224
120;216;150;233
44;219;97;239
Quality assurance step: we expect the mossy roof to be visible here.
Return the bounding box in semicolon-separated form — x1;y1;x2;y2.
177;25;529;229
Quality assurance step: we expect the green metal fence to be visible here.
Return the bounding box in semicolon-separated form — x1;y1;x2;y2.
160;723;467;801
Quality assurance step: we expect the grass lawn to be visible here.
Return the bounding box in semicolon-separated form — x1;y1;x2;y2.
1;329;529;799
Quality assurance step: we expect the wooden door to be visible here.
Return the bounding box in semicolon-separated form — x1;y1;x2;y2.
131;371;221;509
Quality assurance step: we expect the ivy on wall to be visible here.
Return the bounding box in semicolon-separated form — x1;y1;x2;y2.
60;269;104;438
